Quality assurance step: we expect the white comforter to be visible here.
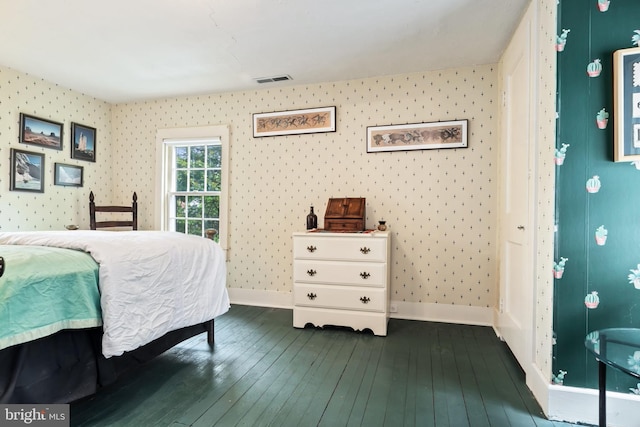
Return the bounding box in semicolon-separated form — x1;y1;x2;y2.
0;230;229;357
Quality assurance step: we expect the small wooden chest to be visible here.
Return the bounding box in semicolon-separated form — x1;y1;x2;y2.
323;198;366;232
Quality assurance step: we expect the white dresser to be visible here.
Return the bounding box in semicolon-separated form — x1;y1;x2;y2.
292;230;390;336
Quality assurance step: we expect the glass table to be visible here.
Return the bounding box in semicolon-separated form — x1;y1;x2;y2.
585;328;640;427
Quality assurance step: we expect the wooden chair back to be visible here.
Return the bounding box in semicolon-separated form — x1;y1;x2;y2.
89;191;138;230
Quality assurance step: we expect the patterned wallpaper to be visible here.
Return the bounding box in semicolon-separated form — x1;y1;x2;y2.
554;0;640;393
111;65;499;307
535;0;558;380
0;66;113;231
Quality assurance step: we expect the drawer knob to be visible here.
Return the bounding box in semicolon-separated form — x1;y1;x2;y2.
307;269;317;276
360;272;370;279
360;296;370;304
360;247;371;254
307;293;317;300
306;245;317;253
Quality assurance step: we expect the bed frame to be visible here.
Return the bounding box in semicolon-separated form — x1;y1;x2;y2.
0;193;221;404
0;319;214;404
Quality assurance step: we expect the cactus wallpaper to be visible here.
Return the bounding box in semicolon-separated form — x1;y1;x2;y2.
554;0;640;393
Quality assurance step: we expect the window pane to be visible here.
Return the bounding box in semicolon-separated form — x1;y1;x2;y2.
207;145;222;168
176;170;188;191
190;146;205;168
187;196;202;218
175;195;186;217
190;170;204;191
175;147;188;168
175;219;186;233
187;220;202;236
203;195;219;218
206;169;221;191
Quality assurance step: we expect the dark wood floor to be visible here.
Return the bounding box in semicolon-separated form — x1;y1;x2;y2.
71;305;582;427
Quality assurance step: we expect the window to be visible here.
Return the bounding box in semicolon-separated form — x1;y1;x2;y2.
156;126;229;252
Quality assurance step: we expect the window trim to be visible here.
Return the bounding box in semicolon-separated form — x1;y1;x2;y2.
156;125;230;254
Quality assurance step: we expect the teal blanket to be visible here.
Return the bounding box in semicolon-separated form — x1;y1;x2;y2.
0;245;102;350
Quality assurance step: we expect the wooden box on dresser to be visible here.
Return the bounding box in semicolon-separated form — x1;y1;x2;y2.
292;230;390;336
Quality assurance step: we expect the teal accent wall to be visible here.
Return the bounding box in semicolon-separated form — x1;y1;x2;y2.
555;0;640;393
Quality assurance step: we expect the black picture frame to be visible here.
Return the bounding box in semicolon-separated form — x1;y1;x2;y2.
613;46;640;162
19;113;63;150
10;148;45;193
54;163;83;187
71;122;96;162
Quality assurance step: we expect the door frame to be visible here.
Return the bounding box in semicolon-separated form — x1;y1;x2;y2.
496;0;538;383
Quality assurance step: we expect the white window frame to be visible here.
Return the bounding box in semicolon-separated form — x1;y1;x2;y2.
156;125;229;255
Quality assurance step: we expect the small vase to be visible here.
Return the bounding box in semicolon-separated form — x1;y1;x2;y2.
377;220;387;231
306;206;318;230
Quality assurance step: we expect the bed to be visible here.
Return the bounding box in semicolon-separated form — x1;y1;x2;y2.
0;230;229;403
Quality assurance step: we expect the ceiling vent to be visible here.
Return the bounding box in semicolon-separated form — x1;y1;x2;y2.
255;75;292;84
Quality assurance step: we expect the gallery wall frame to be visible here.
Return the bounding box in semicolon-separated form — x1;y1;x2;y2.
366;119;468;153
71;122;97;162
19;113;63;150
613;46;640;162
10;148;45;193
253;106;336;137
54;163;83;187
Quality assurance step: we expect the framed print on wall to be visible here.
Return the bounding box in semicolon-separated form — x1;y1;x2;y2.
613;46;640;162
71;122;96;162
366;119;468;153
253;106;336;137
19;113;63;150
10;148;45;193
54;163;83;187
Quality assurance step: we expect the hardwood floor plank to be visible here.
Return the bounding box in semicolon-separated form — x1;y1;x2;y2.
68;306;582;427
318;334;384;427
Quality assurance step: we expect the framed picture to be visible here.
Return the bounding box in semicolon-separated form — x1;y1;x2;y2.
367;120;468;153
253;106;336;137
19;113;63;150
613;47;640;162
71;122;96;162
10;148;45;193
54;163;83;187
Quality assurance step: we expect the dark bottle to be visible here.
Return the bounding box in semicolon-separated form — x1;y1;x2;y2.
306;206;318;230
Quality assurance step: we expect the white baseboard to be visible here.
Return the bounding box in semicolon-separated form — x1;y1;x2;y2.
389;300;494;326
227;288;493;326
527;362;551;416
227;287;292;309
548;384;640;427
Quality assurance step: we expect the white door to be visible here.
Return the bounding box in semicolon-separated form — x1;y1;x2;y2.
498;3;536;374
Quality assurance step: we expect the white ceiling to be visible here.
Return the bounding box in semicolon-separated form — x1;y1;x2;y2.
0;0;529;104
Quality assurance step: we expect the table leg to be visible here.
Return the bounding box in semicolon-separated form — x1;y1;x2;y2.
599;360;606;427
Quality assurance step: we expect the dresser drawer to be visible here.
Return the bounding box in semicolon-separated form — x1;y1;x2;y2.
293;235;386;262
294;283;385;312
294;260;386;287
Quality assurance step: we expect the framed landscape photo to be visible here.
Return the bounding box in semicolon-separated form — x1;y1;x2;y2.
367;120;468;153
10;148;45;193
19;113;63;150
71;122;96;162
253;106;336;137
613;46;640;162
54;163;83;187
